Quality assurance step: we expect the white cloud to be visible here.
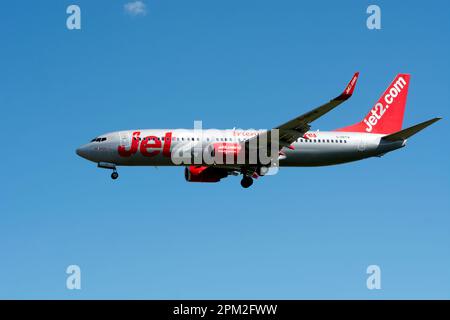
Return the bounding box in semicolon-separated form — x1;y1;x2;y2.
124;1;147;16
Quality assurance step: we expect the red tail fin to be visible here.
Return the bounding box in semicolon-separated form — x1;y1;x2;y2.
336;74;410;134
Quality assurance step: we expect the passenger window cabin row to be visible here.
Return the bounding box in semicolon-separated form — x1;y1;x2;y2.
132;136;247;142
130;136;348;144
296;138;347;144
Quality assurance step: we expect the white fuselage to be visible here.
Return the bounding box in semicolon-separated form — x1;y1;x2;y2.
76;129;406;167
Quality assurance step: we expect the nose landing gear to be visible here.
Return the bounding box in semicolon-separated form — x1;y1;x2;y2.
111;171;119;180
98;162;119;180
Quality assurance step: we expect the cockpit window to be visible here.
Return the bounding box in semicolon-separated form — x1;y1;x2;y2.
91;137;107;143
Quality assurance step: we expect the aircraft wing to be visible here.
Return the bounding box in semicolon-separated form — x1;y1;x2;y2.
243;72;360;152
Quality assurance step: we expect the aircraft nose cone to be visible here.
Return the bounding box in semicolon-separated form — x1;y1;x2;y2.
76;145;89;159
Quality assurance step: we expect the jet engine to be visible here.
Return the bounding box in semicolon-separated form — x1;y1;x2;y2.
184;166;229;183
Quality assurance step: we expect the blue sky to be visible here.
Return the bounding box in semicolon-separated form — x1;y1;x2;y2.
0;0;449;299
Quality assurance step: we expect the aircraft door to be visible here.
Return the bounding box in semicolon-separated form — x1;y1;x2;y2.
119;131;131;149
357;137;366;152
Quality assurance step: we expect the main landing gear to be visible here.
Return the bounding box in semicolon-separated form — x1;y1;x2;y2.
239;166;267;188
240;176;253;188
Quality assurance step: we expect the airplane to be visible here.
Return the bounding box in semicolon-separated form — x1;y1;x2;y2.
76;73;441;188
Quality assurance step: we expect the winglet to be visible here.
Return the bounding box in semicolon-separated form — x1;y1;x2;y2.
336;72;359;101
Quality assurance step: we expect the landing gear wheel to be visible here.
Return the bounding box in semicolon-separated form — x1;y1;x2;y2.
111;171;119;180
240;176;253;188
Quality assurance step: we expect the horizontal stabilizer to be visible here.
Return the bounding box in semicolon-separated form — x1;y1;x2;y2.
382;117;442;142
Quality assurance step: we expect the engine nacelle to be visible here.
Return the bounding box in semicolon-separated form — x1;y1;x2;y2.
184;166;228;183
